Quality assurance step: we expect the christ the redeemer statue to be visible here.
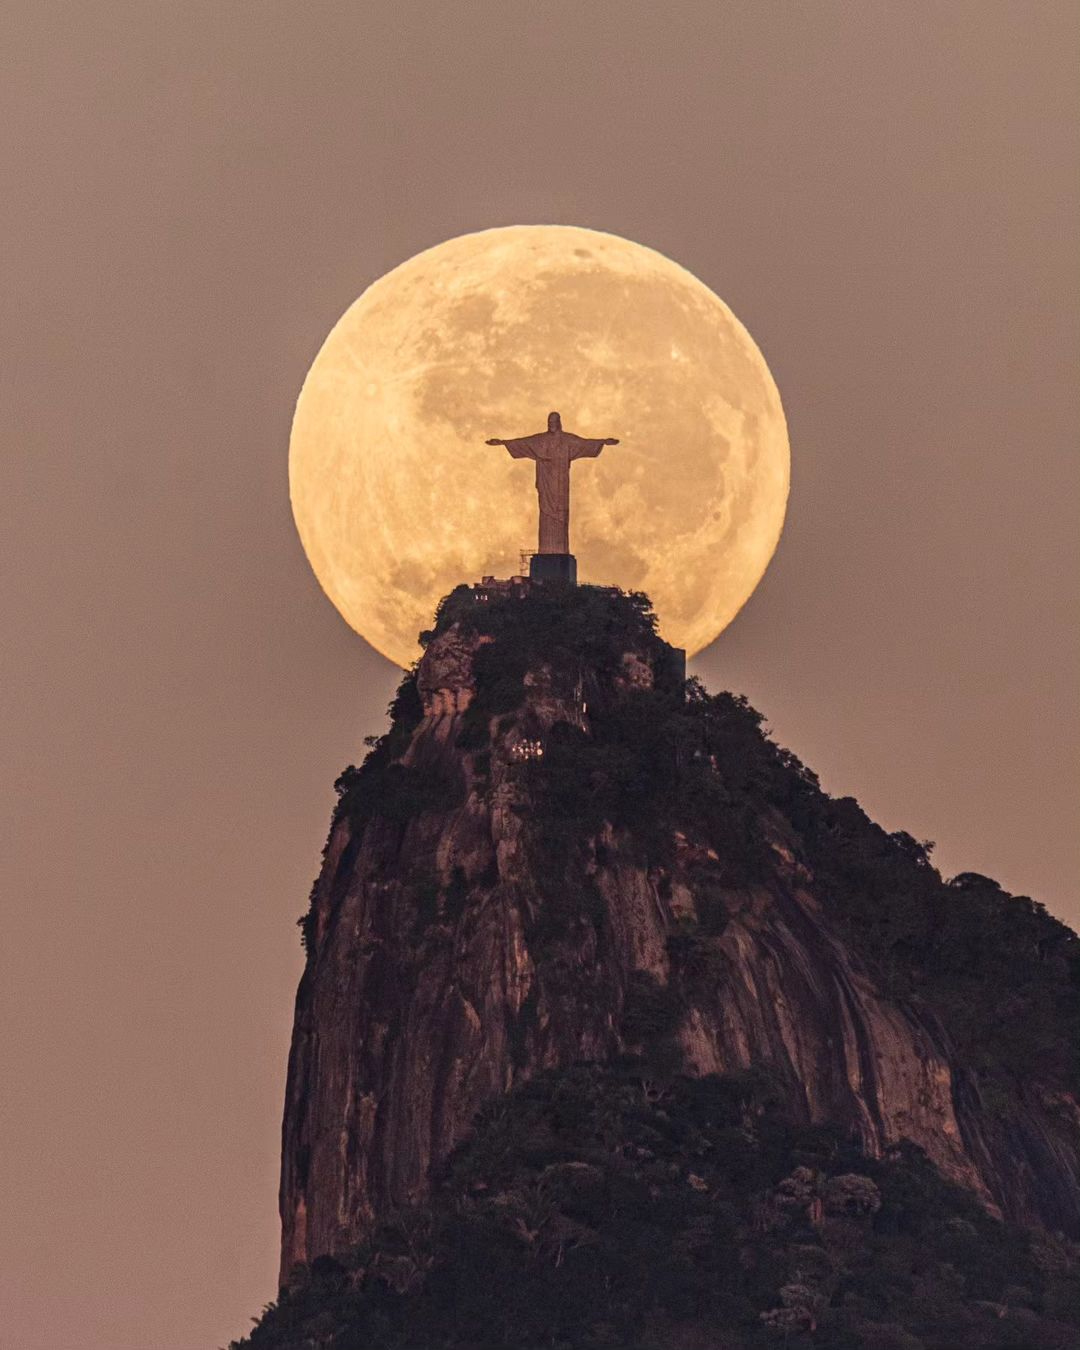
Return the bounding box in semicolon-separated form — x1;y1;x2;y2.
486;411;619;555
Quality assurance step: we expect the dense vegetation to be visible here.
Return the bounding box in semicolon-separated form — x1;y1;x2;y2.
273;583;1080;1347
235;1062;1080;1350
423;581;670;685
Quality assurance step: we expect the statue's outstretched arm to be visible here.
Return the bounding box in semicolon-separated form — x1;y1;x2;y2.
567;434;619;460
489;434;543;460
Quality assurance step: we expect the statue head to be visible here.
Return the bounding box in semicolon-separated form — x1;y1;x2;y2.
547;411;562;432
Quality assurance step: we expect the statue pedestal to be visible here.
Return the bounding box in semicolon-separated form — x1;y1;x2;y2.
529;552;577;585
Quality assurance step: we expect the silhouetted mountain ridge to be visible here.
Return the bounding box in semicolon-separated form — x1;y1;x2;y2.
237;583;1080;1349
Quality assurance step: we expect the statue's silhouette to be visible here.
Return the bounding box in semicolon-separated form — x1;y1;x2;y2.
487;411;618;554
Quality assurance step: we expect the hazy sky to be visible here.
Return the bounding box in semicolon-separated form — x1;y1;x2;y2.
2;4;1077;1347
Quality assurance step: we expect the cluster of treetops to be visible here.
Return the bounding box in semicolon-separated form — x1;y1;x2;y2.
238;1061;1080;1349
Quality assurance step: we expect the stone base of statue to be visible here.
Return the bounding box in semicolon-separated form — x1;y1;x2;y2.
529;552;577;585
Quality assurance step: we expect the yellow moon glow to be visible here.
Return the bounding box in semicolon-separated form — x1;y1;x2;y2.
290;225;789;667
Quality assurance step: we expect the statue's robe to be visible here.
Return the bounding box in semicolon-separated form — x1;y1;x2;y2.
500;429;609;554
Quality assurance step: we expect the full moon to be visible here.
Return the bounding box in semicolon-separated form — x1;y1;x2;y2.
290;225;789;667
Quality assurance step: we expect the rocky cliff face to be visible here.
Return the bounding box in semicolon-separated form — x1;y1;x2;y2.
278;583;1080;1287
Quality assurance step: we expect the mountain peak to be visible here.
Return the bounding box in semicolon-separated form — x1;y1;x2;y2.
255;584;1080;1348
